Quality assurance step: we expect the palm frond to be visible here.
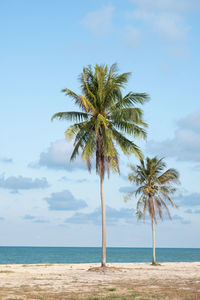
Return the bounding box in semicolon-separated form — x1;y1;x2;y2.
51;111;89;122
113;121;147;139
52;63;148;177
110;92;149;111
112;129;143;159
158;168;180;184
125;156;179;224
81;132;96;161
109;108;147;128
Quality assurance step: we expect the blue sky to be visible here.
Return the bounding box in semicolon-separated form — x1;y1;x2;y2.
0;0;200;247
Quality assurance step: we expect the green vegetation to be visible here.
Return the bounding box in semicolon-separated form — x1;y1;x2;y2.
52;63;148;266
85;295;139;300
125;157;180;264
0;270;14;273
107;288;116;292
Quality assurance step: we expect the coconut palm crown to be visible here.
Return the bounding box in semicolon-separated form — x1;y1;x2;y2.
126;157;180;264
51;64;149;266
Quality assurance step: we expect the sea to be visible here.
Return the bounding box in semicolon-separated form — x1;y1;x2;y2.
0;247;199;264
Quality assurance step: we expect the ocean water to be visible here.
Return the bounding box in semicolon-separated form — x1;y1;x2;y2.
0;247;199;264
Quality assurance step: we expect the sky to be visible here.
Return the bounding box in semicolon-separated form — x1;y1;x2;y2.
0;0;200;248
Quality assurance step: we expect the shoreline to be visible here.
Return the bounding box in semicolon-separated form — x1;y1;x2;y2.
0;262;199;299
0;261;200;265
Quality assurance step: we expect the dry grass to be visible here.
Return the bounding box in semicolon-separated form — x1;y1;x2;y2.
88;266;124;273
0;278;199;300
0;263;199;299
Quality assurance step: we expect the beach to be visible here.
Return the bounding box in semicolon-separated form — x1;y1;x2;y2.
0;262;199;299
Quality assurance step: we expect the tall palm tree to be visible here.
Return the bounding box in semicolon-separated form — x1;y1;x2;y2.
125;157;179;265
51;64;148;267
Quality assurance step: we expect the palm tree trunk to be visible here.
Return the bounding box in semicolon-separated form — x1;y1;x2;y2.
100;175;106;267
152;218;156;265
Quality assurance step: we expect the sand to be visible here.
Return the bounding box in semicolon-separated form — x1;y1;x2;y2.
0;262;199;299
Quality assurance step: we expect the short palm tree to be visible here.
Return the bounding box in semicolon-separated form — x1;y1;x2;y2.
51;64;149;267
125;157;179;265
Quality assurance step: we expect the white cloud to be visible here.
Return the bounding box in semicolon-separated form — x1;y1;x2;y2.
23;215;35;220
171;214;190;224
22;215;49;223
44;190;87;211
65;206;136;225
0;157;13;164
0;174;49;192
131;0;191;12
154;13;188;39
132;10;188;40
178;111;200;133
129;0;190;40
30;140;86;171
82;6;114;35
147;111;200;162
175;192;200;207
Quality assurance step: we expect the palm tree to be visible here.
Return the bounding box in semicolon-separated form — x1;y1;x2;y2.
51;64;149;267
125;157;179;265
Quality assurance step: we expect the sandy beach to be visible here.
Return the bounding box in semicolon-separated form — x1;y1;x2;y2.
0;262;199;299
